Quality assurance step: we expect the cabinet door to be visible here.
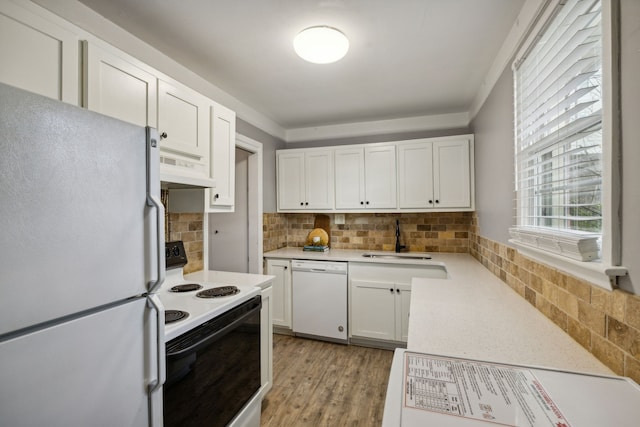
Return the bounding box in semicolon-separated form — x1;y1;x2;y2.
260;285;273;397
266;260;291;328
350;279;395;341
158;80;210;161
304;149;334;210
83;42;157;127
398;141;434;208
364;145;397;208
209;103;236;208
0;1;79;104
277;151;305;210
396;284;412;342
335;147;366;209
433;139;471;208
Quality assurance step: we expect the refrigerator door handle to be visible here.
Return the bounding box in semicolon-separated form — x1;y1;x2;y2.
146;127;165;293
147;294;166;392
147;193;165;293
147;294;167;427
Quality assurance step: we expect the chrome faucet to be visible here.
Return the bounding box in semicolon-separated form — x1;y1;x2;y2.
395;220;406;253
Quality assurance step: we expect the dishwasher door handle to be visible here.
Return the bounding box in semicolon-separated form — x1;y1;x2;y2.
309;268;327;272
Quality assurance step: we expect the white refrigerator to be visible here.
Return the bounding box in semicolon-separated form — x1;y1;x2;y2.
0;83;165;426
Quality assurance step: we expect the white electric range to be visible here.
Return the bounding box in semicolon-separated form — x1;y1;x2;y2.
159;242;261;341
160;241;263;427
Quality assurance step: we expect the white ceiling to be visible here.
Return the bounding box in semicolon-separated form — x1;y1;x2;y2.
76;0;524;134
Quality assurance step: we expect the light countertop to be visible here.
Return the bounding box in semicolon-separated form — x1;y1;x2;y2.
407;253;612;375
264;247;611;374
264;247;446;267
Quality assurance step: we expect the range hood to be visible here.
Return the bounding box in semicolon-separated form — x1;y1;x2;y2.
159;148;214;189
160;171;216;189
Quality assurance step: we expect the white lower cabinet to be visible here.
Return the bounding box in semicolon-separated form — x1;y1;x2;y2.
265;259;292;329
349;262;447;345
397;284;412;342
260;284;273;397
350;279;410;343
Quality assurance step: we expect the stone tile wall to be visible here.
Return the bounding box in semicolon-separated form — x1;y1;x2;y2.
263;212;288;252
162;190;204;274
167;212;204;274
263;212;473;252
469;214;640;384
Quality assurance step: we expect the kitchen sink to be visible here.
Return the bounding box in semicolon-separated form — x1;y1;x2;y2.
362;253;432;260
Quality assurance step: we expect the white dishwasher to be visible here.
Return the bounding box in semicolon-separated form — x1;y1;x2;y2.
291;259;348;343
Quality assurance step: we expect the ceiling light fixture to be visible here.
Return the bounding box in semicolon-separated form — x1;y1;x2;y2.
293;26;349;64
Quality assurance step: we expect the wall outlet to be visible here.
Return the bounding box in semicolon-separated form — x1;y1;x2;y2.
334;213;345;224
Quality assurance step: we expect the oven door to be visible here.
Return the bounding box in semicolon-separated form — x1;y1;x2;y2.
164;295;262;427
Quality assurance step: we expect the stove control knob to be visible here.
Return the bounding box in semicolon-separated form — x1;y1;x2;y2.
165;247;170;258
172;246;180;256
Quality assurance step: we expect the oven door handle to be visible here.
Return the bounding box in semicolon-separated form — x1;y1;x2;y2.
166;299;261;359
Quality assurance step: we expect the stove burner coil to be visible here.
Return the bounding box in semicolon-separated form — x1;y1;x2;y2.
165;310;189;324
196;285;240;298
170;283;203;293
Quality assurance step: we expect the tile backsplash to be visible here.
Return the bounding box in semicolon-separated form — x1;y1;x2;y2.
263;213;288;253
162;190;204;274
469;214;640;384
263;212;472;252
167;212;204;274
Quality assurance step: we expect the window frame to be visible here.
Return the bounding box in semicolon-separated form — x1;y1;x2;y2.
509;0;625;290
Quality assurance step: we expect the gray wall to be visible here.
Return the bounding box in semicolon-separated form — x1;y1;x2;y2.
470;0;640;294
236;118;286;213
469;67;515;244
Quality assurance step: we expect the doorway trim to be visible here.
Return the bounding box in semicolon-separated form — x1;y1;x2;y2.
203;133;263;273
235;133;263;274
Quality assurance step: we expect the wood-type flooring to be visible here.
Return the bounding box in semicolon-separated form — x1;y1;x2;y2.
260;334;394;427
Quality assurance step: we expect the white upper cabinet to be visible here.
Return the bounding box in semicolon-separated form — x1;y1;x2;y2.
83;42;157;127
158;80;209;160
277;151;305;210
398;136;474;210
304;150;334;209
207;102;236;210
335;145;397;209
433;138;472;208
364;145;397;209
397;142;434;208
3;0;237;194
334;147;365;209
157;80;211;181
0;1;79;104
278;136;473;213
277;149;334;211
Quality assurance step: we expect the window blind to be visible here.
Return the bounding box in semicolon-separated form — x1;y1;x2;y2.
514;0;603;234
